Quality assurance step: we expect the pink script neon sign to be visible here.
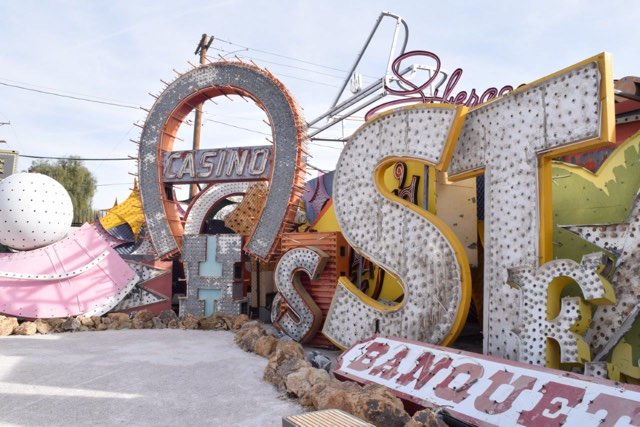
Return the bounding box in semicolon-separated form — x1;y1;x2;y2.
366;51;516;120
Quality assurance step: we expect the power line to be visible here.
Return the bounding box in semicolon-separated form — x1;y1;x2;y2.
0;81;139;109
311;137;348;143
205;118;271;136
258;69;340;88
214;37;379;80
308;142;342;150
213;58;340;88
0;77;138;105
20;154;134;161
2;66;345;155
307;163;331;173
216;37;349;73
210;47;345;80
204;118;343;150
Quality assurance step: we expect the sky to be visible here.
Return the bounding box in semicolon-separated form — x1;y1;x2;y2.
0;0;638;209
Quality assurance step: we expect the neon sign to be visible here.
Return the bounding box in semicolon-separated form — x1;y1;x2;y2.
366;51;516;119
162;146;272;183
325;52;614;365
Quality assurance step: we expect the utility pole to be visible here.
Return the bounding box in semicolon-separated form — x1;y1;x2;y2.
190;34;214;200
0;122;9;144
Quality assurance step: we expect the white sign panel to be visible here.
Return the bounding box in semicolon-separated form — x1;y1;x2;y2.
335;336;640;426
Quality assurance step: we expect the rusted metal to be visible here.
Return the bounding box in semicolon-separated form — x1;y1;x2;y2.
138;61;307;261
276;232;349;347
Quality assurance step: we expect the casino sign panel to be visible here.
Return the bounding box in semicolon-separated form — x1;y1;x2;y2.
138;61;307;261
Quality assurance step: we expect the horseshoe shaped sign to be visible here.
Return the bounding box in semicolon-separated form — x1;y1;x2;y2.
138;61;307;261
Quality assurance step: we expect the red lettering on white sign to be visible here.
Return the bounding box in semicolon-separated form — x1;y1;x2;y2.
396;351;452;390
335;336;640;426
434;362;484;404
474;370;536;415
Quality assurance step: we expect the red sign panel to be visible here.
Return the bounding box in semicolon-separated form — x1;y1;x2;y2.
334;336;640;426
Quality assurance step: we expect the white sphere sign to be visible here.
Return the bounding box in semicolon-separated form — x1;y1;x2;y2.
0;172;74;250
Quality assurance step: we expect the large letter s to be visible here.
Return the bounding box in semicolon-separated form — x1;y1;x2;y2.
323;105;472;349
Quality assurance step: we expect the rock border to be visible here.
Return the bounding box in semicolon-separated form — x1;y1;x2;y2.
0;311;249;336
233;321;447;427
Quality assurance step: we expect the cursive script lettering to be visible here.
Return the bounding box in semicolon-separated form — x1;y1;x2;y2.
366;51;516;120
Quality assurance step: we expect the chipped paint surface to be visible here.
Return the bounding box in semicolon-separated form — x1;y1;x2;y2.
183;182;251;235
272;247;327;342
507;253;613;367
448;58;611;359
224;183;268;235
323;105;471;349
162;146;272;184
0;224;138;318
111;261;170;311
178;234;242;317
564;193;640;356
138;62;306;260
335;335;640;426
99;182;145;237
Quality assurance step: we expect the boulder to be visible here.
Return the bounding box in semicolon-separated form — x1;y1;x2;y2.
309;379;362;412
263;340;310;391
107;313;130;324
405;409;447;427
48;318;66;332
180;314;200;330
131;319;145;329
13;321;37;336
235;325;266;353
61;317;81;332
152;317;165;329
108;320;131;330
285;367;331;407
232;314;250;330
347;384;410;427
216;314;236;330
199;314;228;330
118;320;132;330
0;316;18;336
308;381;410;427
307;350;332;372
158;309;179;325
96;323;108;331
307;367;331;388
90;316;103;326
34;319;51;334
77;316;95;328
265;356;311;392
254;335;278;357
274;339;305;359
167;319;179;329
131;316;154;329
239;320;261;331
133;310;155;323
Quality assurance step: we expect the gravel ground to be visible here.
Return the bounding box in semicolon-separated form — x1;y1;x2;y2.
0;329;303;427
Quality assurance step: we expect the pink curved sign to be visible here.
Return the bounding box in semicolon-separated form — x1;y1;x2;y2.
0;224;137;319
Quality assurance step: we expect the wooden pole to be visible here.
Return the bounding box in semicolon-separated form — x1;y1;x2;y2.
190;34;212;199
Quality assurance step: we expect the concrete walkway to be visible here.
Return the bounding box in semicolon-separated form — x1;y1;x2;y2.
0;330;303;426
